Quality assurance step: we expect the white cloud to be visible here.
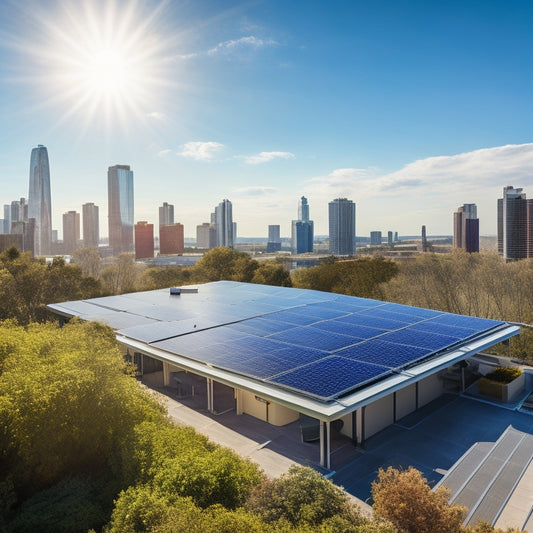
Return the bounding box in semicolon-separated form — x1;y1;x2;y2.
156;149;172;157
146;111;166;120
178;141;224;161
243;151;295;165
233;186;277;197
178;35;277;60
207;36;277;55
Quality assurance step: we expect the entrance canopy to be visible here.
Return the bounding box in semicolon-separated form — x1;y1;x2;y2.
48;281;519;420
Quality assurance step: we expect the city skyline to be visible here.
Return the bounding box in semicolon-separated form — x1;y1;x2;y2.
1;1;533;238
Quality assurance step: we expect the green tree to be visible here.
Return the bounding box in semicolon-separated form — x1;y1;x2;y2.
71;247;101;279
194;247;259;282
251;261;292;287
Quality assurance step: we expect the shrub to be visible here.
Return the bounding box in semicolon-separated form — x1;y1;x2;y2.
484;367;522;384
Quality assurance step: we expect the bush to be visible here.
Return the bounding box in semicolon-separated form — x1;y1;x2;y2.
484;367;522;384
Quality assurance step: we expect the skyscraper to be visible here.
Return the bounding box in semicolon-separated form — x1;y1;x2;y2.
108;165;134;255
215;199;233;248
291;197;314;254
160;223;184;255
28;145;52;256
82;202;99;248
62;210;80;254
267;224;282;253
370;231;382;245
497;186;533;260
328;198;355;255
159;202;174;227
196;222;216;249
453;203;479;253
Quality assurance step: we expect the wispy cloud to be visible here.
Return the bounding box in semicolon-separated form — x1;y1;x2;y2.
146;111;166;120
233;186;277;197
178;35;277;60
156;149;172;158
178;141;224;161
243;151;295;165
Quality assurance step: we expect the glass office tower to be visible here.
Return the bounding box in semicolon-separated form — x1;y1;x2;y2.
108;165;134;254
329;197;356;255
28;145;52;256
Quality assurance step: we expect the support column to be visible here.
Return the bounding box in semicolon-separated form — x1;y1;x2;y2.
207;378;214;413
393;391;397;423
361;406;366;448
326;421;331;470
320;421;325;467
319;421;332;469
235;389;243;415
163;362;170;386
415;381;419;409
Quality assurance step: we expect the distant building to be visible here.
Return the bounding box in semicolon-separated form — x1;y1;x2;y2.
196;223;216;249
215;199;233;248
387;231;393;245
454;204;479;253
63;210;80;254
108;164;134;255
28;145;52;256
328;198;355;255
421;225;428;252
267;224;282;253
160;223;184;255
394;231;399;242
497;186;533;260
82;203;99;249
159;202;174;228
134;221;154;260
370;231;382;245
7;218;35;253
292;197;314;254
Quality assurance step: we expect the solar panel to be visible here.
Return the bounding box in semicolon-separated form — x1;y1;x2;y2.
338;313;410;331
426;314;501;331
266;309;322;326
268;356;391;400
355;307;422;324
118;318;218;343
268;326;360;351
410;321;478;338
379;328;461;351
270;345;330;367
335;339;433;369
312;320;387;339
377;302;443;319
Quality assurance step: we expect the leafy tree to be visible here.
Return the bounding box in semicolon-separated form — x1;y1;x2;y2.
140;264;195;290
245;465;362;527
71;247;101;279
100;253;143;294
251;261;292;287
371;466;466;533
194;247;259;282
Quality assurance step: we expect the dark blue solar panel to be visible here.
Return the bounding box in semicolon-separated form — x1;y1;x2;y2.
268;326;360;351
231;336;288;355
410;321;478;338
270;346;330;367
268;357;391;399
356;307;422;324
312;320;387;339
296;303;351;319
379;328;460;351
216;353;293;379
378;303;443;319
335;340;433;369
338;313;409;331
426;314;502;331
332;294;383;308
267;309;321;325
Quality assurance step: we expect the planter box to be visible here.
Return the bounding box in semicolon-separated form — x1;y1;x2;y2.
478;372;525;402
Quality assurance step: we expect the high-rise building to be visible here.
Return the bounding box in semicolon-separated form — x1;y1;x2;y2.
453;203;479;253
160;223;184;255
298;196;310;222
134;221;154;260
328;198;355;255
215;199;233;248
497;186;533;260
82;203;99;249
159;202;174;228
387;231;393;245
196;222;216;249
28;145;52;256
63;210;80;254
108;165;134;255
370;231;382;245
421;225;428;252
292;197;314;254
267;224;282;253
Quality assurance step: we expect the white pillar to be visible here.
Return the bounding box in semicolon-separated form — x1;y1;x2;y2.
207;378;214;413
163;362;170;386
320;420;325;467
326;421;331;470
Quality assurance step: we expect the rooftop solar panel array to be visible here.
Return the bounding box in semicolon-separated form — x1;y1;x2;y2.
48;280;510;403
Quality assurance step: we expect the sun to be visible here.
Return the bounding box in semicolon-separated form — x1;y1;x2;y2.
14;0;176;132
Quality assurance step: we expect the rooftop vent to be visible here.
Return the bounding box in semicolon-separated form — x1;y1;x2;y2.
170;287;199;295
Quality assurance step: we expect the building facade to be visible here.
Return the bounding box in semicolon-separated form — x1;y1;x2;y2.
108;165;134;255
454;203;479;253
160;223;184;255
62;210;80;254
196;223;216;249
159;202;174;228
267;224;282;253
28;145;52;256
497;186;533;260
82;203;99;249
215;199;233;248
134;221;154;260
370;231;382;245
328;198;355;255
292;196;314;254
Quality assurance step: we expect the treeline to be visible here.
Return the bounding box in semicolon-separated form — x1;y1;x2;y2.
0;320;522;532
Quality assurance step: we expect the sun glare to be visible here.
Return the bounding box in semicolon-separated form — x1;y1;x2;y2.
15;0;175;132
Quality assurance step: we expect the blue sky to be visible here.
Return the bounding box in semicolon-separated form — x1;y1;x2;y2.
1;0;533;239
